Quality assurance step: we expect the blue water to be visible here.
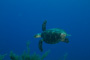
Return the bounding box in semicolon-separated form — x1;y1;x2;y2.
0;0;90;60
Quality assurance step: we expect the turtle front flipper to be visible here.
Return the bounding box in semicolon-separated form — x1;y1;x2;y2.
39;39;43;52
42;20;47;31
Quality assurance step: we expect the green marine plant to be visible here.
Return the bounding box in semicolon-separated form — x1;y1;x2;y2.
0;54;7;60
10;41;50;60
63;53;68;60
59;53;68;60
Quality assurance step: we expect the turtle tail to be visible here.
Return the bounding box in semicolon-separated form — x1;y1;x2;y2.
39;39;43;52
42;20;47;31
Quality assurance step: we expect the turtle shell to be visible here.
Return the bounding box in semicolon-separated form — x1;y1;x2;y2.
41;28;66;44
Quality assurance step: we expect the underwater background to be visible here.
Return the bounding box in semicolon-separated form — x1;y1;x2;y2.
0;0;90;60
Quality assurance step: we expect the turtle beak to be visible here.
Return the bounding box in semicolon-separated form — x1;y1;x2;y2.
34;34;41;38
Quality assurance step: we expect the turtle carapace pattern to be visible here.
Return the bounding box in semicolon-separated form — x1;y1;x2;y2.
34;20;71;52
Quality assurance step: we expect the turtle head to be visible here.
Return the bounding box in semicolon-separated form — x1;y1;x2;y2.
34;33;41;38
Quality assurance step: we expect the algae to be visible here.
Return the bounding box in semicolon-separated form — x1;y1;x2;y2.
0;54;7;60
9;41;50;60
0;41;68;60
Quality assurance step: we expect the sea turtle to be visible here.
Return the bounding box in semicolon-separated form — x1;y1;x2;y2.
34;20;71;52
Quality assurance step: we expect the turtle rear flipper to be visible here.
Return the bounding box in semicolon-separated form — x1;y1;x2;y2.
39;39;43;52
42;20;47;31
64;38;69;43
61;38;69;43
